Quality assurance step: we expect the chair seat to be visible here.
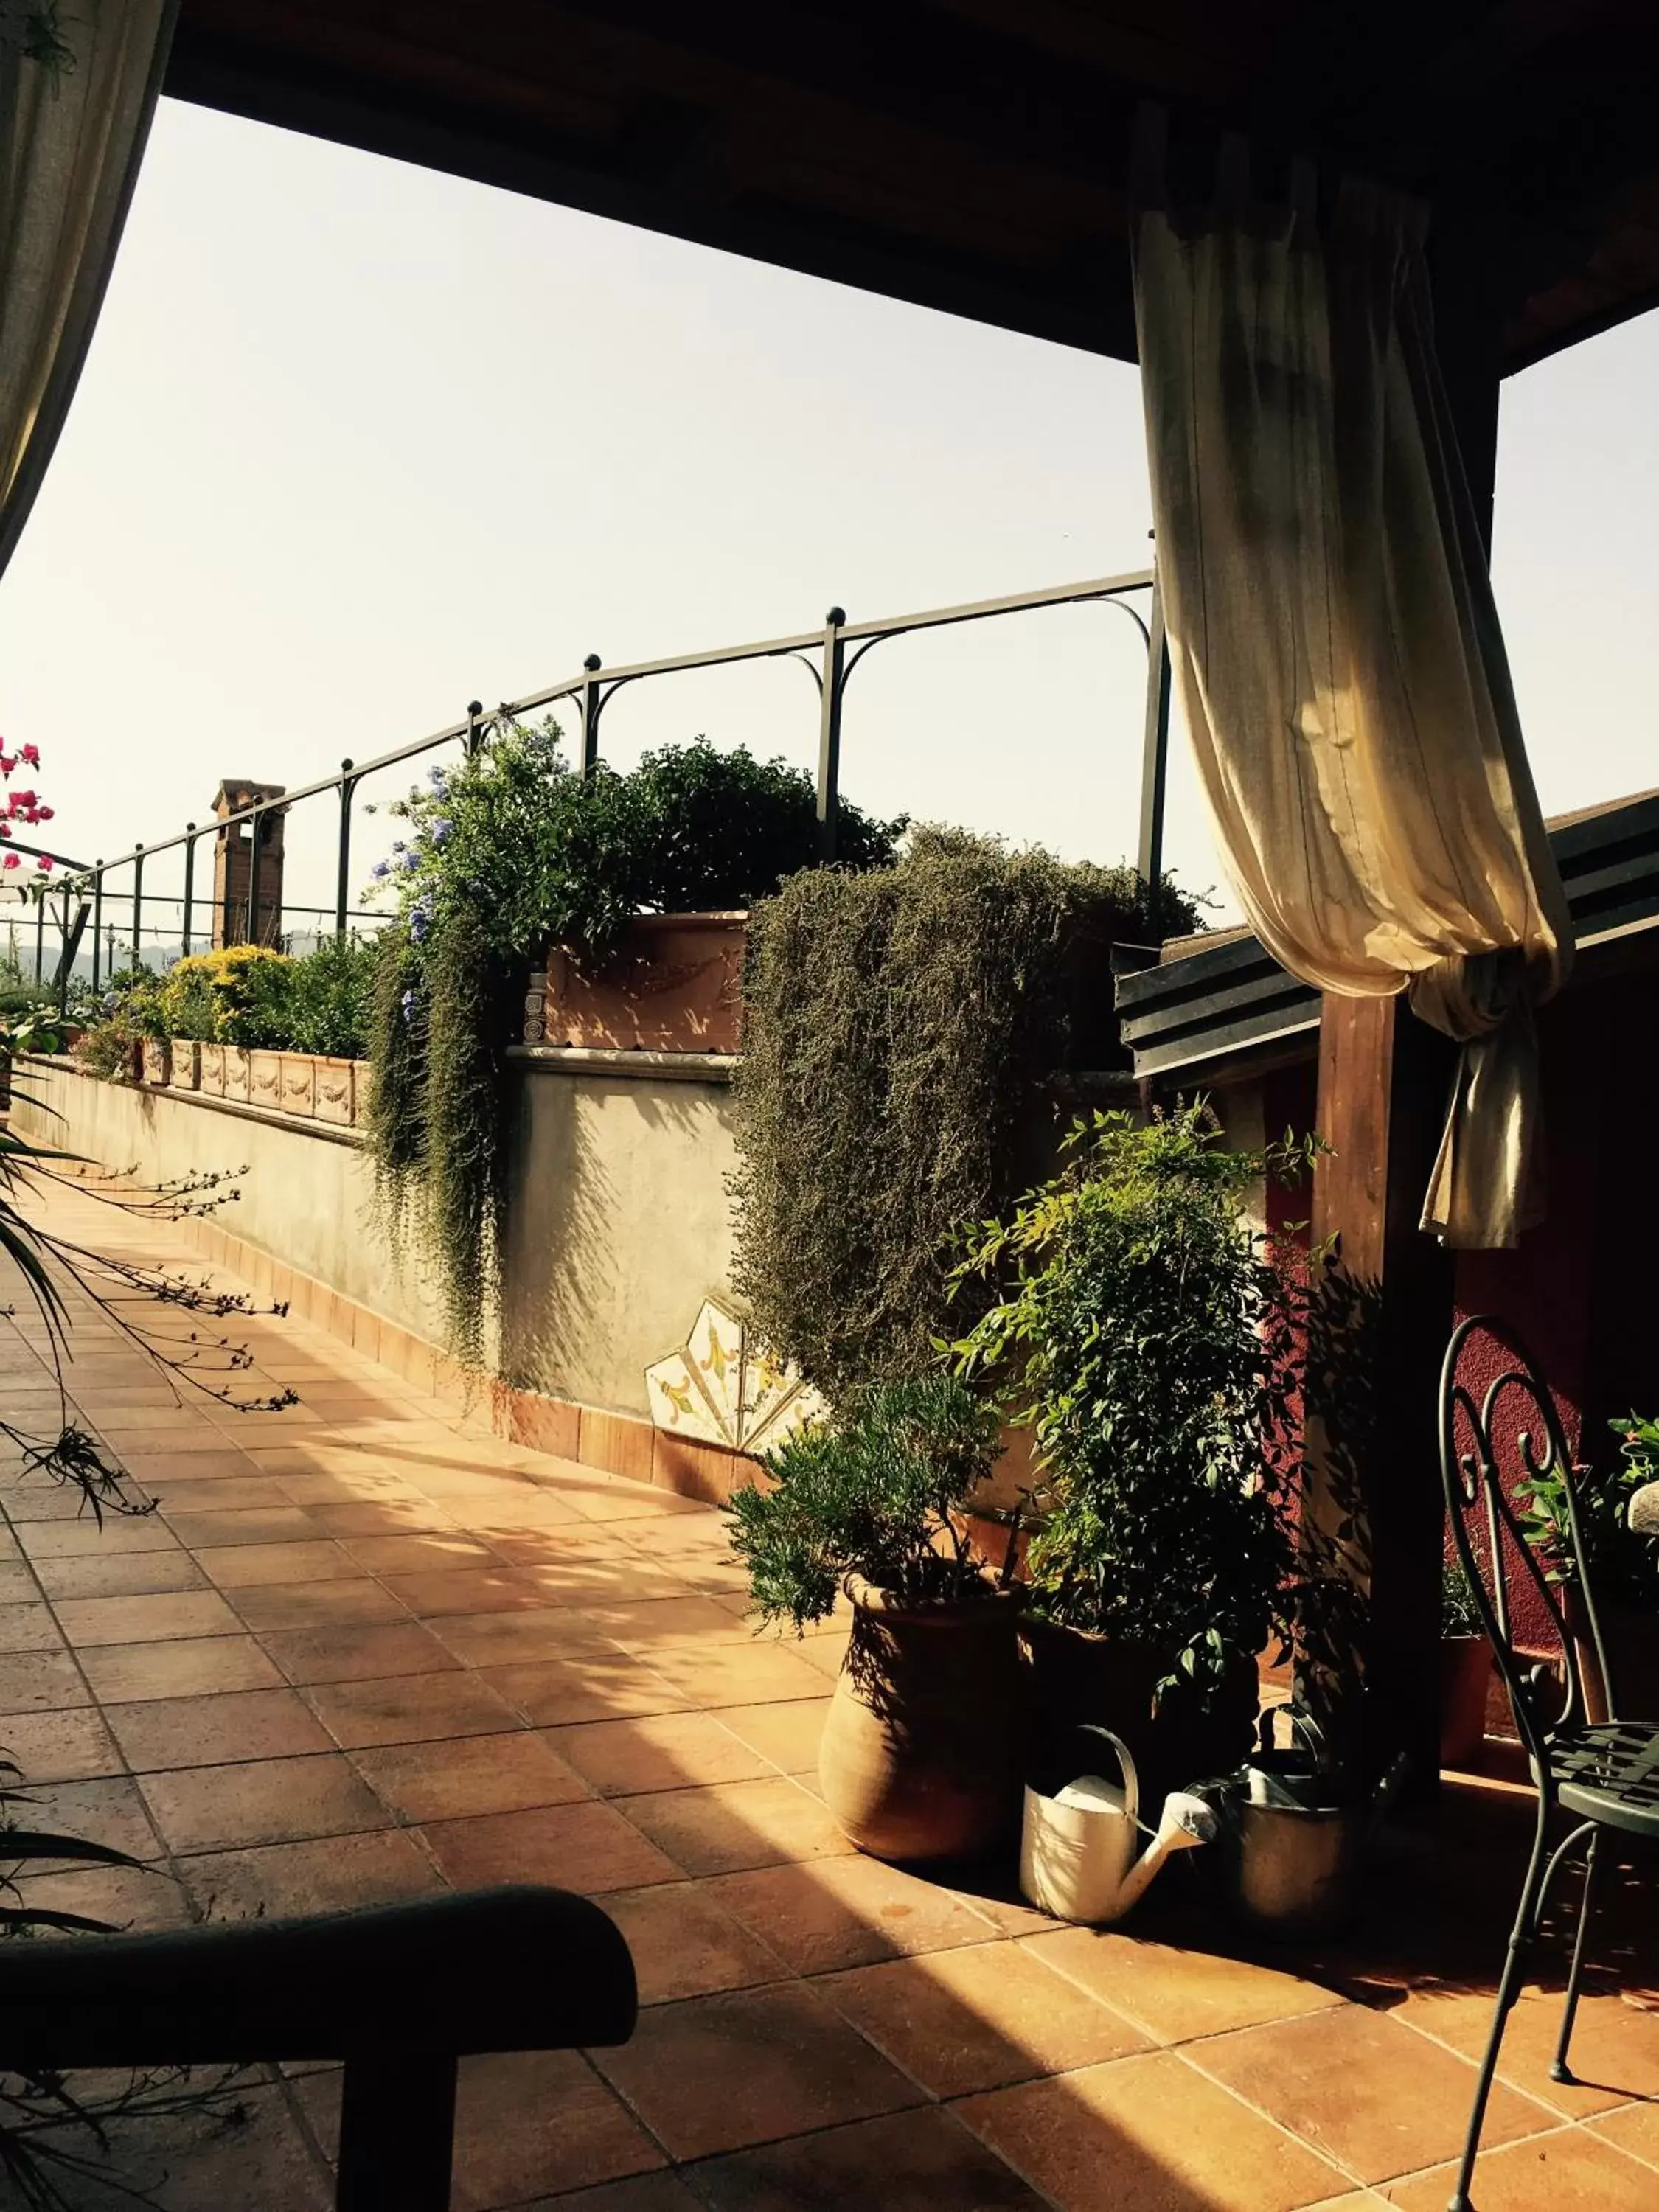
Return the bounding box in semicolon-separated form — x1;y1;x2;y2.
1553;1721;1659;1837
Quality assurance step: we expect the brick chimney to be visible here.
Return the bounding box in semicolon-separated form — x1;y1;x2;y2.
211;780;288;948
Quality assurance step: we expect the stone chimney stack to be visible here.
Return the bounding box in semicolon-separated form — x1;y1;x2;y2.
210;780;288;948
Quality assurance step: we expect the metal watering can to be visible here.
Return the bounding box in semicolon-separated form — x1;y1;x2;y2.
1204;1705;1408;1941
1020;1725;1217;1926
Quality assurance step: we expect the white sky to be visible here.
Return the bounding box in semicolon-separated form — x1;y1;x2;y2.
2;97;1657;941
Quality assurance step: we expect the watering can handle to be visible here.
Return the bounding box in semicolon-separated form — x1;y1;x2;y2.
1259;1703;1327;1767
1071;1723;1139;1833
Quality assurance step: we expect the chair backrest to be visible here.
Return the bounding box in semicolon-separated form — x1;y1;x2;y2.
1438;1314;1615;1775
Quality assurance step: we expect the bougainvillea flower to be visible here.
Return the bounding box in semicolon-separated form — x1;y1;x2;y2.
1;855;17;870
35;807;52;821
36;856;52;872
18;745;38;767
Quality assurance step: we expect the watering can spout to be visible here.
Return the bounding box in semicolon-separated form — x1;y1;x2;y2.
1112;1790;1218;1915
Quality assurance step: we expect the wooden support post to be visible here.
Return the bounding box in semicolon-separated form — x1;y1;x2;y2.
1306;995;1457;1784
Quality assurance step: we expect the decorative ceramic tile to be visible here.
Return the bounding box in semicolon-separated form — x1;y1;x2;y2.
690;1299;745;1438
644;1301;827;1454
645;1350;731;1446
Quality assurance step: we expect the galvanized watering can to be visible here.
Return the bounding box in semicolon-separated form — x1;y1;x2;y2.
1020;1724;1217;1926
1204;1706;1408;1941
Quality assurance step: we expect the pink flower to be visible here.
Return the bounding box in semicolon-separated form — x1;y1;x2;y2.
35;855;52;872
0;823;12;839
1;855;16;871
18;745;38;767
0;758;13;779
35;806;52;821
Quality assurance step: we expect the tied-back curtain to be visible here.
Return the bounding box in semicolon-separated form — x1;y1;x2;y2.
0;0;177;579
1130;123;1572;1250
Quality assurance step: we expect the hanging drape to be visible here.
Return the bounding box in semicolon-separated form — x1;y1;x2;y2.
1130;122;1571;1250
1;0;177;580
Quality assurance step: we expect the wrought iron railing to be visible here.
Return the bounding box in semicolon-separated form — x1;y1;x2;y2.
24;568;1171;998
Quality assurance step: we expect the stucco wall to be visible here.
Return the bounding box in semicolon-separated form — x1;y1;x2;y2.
15;1054;739;1423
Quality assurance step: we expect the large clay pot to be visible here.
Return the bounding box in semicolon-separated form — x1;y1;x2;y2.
818;1576;1022;1863
1020;1618;1260;1807
1439;1636;1494;1770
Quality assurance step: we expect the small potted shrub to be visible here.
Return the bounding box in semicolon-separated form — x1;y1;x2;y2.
1517;1412;1659;1722
727;1376;1021;1862
1439;1557;1492;1770
953;1105;1311;1804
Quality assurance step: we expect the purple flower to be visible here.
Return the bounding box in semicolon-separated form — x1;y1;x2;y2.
400;988;417;1026
399;849;420;873
371;859;390;880
409;907;431;943
427;764;448;790
431;817;452;846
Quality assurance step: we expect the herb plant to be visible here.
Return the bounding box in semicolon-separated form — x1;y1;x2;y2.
951;1104;1313;1703
1514;1412;1659;1607
727;1376;1003;1630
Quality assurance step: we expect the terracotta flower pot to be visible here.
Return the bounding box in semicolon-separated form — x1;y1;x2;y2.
169;1040;201;1091
1439;1636;1493;1770
314;1056;355;1125
1020;1617;1261;1807
247;1049;283;1113
198;1043;227;1096
140;1037;170;1087
223;1047;251;1102
532;913;747;1054
818;1576;1023;1863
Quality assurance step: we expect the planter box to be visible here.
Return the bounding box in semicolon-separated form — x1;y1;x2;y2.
169;1040;202;1092
198;1043;228;1096
529;912;746;1054
279;1052;317;1119
247;1050;284;1114
223;1047;252;1103
140;1038;170;1087
351;1059;372;1126
314;1057;355;1125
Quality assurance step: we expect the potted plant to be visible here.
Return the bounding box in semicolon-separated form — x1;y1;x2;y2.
1517;1412;1659;1723
953;1105;1312;1804
727;1375;1022;1862
1439;1557;1493;1770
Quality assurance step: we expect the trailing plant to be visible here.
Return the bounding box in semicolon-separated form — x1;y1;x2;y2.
951;1103;1315;1704
1515;1411;1659;1607
727;1375;1003;1630
360;720;900;1365
1442;1555;1485;1638
731;829;1204;1408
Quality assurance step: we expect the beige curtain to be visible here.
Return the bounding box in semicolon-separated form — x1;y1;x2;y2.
1;0;176;578
1130;126;1571;1250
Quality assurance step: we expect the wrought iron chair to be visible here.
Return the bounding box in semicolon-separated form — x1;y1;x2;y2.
1438;1315;1659;2212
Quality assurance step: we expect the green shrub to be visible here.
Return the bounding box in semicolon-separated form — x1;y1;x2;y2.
726;1377;1002;1630
951;1105;1312;1703
274;936;380;1058
730;829;1205;1408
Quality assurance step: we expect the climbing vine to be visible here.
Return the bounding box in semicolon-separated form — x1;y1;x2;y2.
730;829;1204;1408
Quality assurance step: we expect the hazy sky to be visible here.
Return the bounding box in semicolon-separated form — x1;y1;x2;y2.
2;97;1657;942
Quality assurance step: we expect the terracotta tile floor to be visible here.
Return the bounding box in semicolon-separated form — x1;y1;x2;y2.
1;1180;1658;2209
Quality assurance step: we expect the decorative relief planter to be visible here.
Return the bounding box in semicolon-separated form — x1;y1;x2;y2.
224;1047;252;1102
279;1053;317;1119
314;1057;355;1125
168;1040;201;1091
247;1051;284;1113
526;912;746;1054
198;1043;227;1096
140;1038;171;1087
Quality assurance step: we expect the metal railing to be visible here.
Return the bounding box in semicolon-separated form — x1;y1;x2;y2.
31;568;1172;998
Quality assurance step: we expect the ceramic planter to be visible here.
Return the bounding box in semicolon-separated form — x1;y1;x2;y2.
818;1576;1022;1862
168;1040;201;1091
1020;1618;1261;1809
223;1046;252;1102
350;1060;372;1125
1439;1636;1493;1770
529;912;747;1054
198;1043;227;1096
314;1057;355;1125
279;1052;317;1119
247;1049;283;1114
140;1037;170;1087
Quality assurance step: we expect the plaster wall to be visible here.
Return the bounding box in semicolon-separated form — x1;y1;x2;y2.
15;1057;739;1423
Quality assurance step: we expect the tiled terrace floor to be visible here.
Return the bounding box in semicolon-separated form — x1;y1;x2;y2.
1;1180;1657;2208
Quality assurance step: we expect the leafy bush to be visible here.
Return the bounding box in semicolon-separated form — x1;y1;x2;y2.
1515;1411;1659;1607
726;1377;1002;1630
274;936;380;1058
951;1104;1312;1703
362;721;902;1366
83;941;380;1062
1442;1557;1485;1638
730;829;1205;1408
156;946;292;1046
